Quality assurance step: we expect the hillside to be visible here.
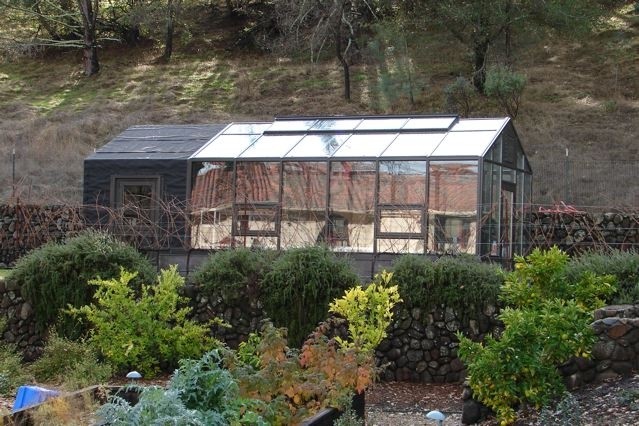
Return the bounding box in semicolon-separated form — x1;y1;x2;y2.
0;3;637;208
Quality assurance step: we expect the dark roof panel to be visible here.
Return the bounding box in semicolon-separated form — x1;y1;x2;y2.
87;124;227;160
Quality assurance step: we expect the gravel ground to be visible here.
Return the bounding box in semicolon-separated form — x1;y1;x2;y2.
366;374;639;425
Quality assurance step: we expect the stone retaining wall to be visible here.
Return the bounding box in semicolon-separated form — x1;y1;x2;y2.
0;204;82;267
0;277;42;360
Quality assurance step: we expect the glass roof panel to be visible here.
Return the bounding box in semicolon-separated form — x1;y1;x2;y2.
430;131;496;157
450;119;507;132
332;133;397;157
239;134;304;158
194;134;259;159
223;123;271;134
267;119;317;132
403;117;457;130
311;119;362;131
380;133;446;157
285;134;350;158
355;118;408;131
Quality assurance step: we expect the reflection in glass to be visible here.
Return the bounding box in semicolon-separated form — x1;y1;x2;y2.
431;131;495;157
377;238;424;254
190;161;235;249
356;118;407;130
223;123;271;135
329;161;375;252
194;134;259;159
333;133;396;157
239;135;303;158
378;161;426;205
281;162;327;249
403;117;456;130
428;162;478;254
311;119;362;131
267;120;317;132
286;134;350;158
380;133;445;158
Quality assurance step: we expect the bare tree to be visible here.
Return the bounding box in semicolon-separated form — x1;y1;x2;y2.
77;0;100;75
273;0;377;101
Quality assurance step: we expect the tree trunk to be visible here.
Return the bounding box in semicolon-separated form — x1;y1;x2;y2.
77;0;100;76
334;12;351;101
163;0;175;60
472;39;489;93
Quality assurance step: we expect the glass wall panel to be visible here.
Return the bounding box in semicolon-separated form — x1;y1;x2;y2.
234;161;280;248
281;162;327;249
377;239;424;254
329;161;375;252
428;161;478;254
479;162;498;256
190;161;235;249
515;170;525;255
377;161;426;240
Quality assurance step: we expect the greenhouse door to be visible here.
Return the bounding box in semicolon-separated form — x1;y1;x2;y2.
500;183;515;259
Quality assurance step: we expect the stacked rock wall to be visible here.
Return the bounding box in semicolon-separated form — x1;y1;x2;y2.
375;305;501;383
530;211;639;253
0;278;43;360
0;204;83;267
561;304;639;389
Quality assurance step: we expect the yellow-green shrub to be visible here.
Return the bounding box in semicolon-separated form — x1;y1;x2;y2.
457;247;616;425
68;266;216;377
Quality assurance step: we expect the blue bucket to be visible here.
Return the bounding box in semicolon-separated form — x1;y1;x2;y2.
12;385;60;411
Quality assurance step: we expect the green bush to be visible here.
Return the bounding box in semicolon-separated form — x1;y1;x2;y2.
68;266;216;377
567;250;639;304
391;255;502;318
458;247;616;424
261;246;358;347
97;350;267;425
31;332;112;390
485;65;527;118
191;248;276;303
0;342;31;397
10;230;155;338
444;76;476;117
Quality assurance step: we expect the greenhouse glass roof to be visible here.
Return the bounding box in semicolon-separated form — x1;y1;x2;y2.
191;115;510;160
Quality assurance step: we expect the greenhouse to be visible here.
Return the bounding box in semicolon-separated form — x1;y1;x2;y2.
188;115;532;264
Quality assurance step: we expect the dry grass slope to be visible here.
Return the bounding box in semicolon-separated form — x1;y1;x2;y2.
0;5;637;208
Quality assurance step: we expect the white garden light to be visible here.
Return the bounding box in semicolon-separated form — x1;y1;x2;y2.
426;409;446;425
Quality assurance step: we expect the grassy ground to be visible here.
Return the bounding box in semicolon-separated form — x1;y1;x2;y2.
0;5;637;208
0;270;10;280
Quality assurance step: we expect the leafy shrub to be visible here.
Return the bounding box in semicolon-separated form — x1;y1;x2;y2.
458;247;616;424
567;250;639;304
391;255;502;318
191;248;276;303
31;332;112;390
68;266;216;377
97;349;267;425
329;271;402;353
261;246;358;346
10;230;155;338
485;66;527;118
444;76;476;116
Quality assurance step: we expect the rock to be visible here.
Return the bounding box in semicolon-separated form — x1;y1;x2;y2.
19;302;32;320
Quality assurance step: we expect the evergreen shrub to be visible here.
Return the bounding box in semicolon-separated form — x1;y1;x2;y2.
261;246;358;347
567;250;639;304
391;255;502;317
10;230;155;338
192;248;276;303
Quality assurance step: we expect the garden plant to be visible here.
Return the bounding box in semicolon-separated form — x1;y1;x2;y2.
457;247;617;424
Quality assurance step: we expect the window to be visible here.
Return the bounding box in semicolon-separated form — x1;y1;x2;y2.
434;215;474;254
112;177;160;224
